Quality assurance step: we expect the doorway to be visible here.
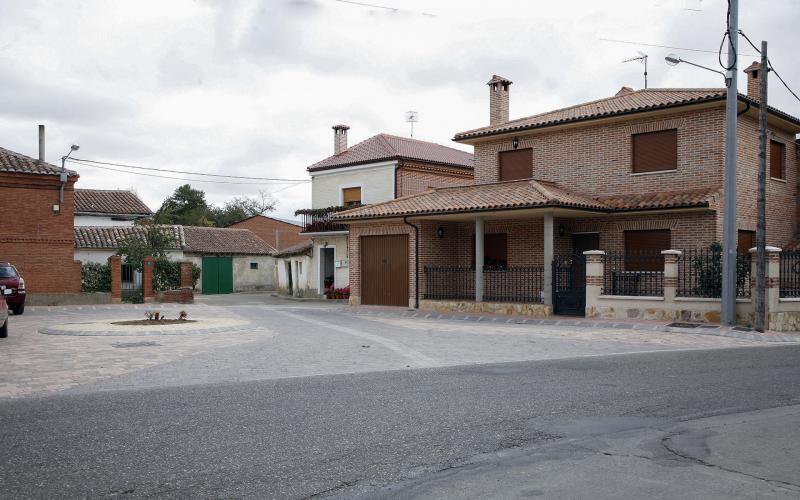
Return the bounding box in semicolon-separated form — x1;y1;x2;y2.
321;247;335;292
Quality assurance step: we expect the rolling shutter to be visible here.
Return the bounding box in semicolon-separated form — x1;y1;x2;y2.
632;129;678;173
770;140;785;179
342;187;361;207
499;149;533;181
624;229;670;271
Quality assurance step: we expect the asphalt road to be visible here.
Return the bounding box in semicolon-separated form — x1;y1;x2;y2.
2;345;800;499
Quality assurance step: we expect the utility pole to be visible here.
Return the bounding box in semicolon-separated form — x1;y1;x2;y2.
754;40;768;332
720;0;739;326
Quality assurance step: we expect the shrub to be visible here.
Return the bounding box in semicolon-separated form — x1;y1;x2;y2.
153;260;201;291
325;285;351;299
82;262;112;292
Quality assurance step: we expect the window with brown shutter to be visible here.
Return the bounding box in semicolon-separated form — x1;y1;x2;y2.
624;229;670;271
499;148;533;181
737;230;755;254
342;187;361;207
471;233;508;268
632;129;678;173
770;140;785;179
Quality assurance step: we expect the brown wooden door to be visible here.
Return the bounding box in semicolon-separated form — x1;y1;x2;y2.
361;234;409;306
572;233;600;254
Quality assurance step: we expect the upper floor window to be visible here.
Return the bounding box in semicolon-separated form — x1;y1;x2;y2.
632;129;677;174
499;148;532;181
342;186;361;207
770;140;785;180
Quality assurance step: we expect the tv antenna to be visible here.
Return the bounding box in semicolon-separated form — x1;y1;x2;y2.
623;51;648;89
405;111;419;137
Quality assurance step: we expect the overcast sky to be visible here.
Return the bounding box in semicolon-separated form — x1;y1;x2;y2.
1;0;798;221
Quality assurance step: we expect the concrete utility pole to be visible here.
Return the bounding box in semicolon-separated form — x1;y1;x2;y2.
721;0;739;326
754;40;768;332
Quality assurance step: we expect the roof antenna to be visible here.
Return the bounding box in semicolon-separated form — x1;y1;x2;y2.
622;51;648;89
405;111;418;137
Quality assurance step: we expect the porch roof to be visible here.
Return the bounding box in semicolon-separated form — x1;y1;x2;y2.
332;179;719;221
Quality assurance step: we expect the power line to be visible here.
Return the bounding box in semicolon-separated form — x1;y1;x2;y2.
68;157;309;182
738;30;800;104
66;159;307;186
599;38;758;57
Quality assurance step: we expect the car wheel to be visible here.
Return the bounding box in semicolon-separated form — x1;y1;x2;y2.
12;305;23;315
0;319;7;338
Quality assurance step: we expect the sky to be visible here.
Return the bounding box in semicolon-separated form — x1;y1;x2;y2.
1;0;799;221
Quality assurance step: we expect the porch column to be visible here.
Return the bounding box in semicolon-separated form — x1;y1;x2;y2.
475;217;484;302
543;213;553;306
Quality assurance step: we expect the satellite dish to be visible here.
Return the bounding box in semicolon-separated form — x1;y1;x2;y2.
405;111;419;123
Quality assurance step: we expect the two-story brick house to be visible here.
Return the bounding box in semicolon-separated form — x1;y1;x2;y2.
289;125;474;296
336;68;800;314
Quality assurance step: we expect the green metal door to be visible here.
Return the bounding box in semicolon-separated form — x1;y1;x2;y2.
202;256;233;294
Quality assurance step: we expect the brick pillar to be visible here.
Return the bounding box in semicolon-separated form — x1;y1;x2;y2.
583;250;605;318
108;255;122;304
661;250;682;302
142;256;155;303
180;262;193;289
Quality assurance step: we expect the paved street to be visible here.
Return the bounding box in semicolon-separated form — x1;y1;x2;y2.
1;294;799;498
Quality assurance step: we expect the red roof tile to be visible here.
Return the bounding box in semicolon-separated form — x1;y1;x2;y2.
75;189;152;216
0;146;78;177
308;133;474;172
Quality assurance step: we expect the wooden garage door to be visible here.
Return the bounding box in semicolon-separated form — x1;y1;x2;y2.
361;234;409;306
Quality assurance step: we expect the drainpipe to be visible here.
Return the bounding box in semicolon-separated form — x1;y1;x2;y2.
403;215;420;309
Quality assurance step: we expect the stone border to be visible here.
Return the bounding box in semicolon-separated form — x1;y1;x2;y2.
346;308;800;344
40;319;256;337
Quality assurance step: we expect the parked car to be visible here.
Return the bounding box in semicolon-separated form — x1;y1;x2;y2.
0;287;9;338
0;263;25;315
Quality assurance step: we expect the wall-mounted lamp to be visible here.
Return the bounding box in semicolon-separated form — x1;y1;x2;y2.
437;226;445;239
511;137;519;149
558;223;565;237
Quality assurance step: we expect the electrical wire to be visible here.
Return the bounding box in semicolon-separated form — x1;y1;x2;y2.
67;157;309;182
718;0;736;71
738;30;800;105
598;38;758;57
67;159;307;186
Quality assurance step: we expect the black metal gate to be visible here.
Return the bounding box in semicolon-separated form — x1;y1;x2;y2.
552;253;586;316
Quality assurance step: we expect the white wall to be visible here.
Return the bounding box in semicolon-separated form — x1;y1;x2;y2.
233;255;276;291
276;254;314;296
309;235;348;291
74;216;137;227
74;249;185;265
310;161;396;208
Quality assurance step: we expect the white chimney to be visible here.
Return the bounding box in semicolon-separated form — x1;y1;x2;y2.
332;124;350;155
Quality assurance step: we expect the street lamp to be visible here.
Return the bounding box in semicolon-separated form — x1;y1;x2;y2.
664;54;726;79
57;144;80;211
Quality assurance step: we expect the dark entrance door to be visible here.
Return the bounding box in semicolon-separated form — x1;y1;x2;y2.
552;253;587;316
572;233;600;255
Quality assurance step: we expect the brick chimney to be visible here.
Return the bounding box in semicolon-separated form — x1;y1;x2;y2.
487;75;512;125
743;61;763;101
332;124;349;155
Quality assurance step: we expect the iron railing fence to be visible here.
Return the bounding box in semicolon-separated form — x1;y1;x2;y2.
422;266;544;303
676;248;751;298
295;205;362;233
602;253;665;296
484;266;544;303
423;266;474;301
780;251;800;298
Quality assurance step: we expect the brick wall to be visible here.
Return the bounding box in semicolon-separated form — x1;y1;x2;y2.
395;161;473;197
229;215;308;252
0;173;81;293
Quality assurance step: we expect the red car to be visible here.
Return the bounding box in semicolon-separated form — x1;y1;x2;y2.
0;288;8;338
0;263;25;315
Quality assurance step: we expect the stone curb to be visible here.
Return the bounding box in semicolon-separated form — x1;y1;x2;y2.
39;323;263;337
345;309;800;344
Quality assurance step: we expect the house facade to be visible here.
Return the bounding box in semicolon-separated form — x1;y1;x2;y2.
290;125;474;296
273;241;313;295
336;67;800;316
0;128;82;297
74;189;153;226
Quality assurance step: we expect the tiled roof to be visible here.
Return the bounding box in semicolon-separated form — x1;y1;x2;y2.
273;240;313;258
308;133;474;172
74;225;184;250
332;180;718;221
75;225;275;255
0;147;78;176
182;226;275;255
454;88;800;140
75;189;152;216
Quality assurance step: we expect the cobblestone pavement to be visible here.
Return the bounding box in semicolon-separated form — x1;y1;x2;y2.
0;299;794;399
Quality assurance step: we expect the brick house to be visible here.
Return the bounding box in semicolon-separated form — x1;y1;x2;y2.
74;189;153;226
0;138;82;296
335;67;800;315
289;125;474;296
229;215;308;253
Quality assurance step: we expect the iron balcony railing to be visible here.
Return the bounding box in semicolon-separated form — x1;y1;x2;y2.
677;248;751;298
780;251;800;298
294;204;362;233
602;253;665;297
423;266;544;303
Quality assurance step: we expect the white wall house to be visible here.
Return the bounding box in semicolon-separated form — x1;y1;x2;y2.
274;241;314;296
74;189;153;227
